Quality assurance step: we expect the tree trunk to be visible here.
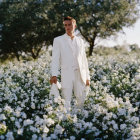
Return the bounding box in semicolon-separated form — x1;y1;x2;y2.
89;42;94;56
89;33;96;56
78;28;97;56
31;47;41;59
31;50;37;59
36;47;41;58
13;49;20;61
15;53;20;61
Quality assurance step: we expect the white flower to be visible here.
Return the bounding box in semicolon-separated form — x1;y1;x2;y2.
135;74;140;81
102;124;108;130
70;136;76;140
130;116;139;124
112;114;117;119
6;132;14;140
104;135;108;139
0;123;7;132
14;110;21;117
21;112;27;119
54;124;64;135
4;105;13;113
73;114;77;123
117;108;126;116
35;116;41;121
45;106;53;112
1;45;140;139
105;94;119;109
45;118;55;126
32;134;38;140
17;128;23;135
50;134;57;139
27;73;31;77
31;103;35;109
57;113;64;121
82;110;88;118
43;126;49;133
113;123;118;130
0;114;6;121
130;124;140;139
81;138;86;140
94;131;101;136
84;122;93;129
120;124;127;130
23;119;34;126
10;117;15;121
30;126;37;132
0;135;5;140
45;137;51;140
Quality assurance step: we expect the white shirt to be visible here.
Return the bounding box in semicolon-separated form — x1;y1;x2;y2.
65;33;79;70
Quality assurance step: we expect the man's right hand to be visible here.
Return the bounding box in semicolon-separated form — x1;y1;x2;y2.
50;76;57;84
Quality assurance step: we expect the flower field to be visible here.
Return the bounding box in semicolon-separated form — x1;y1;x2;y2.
0;49;140;140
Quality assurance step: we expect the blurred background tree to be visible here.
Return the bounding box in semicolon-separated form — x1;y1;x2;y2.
76;0;139;55
0;0;139;60
0;0;52;60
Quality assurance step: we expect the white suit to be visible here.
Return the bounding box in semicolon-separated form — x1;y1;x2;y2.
51;33;90;108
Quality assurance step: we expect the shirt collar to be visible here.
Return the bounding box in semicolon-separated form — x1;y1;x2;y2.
65;33;76;40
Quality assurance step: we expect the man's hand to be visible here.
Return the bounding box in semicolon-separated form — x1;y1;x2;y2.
50;76;57;84
86;80;90;86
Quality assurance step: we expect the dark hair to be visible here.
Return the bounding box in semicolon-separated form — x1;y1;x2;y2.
63;16;76;24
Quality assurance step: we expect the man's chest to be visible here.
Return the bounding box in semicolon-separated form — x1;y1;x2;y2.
59;37;82;56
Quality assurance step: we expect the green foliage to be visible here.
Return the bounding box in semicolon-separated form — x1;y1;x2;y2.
0;0;52;60
0;0;139;60
76;0;139;55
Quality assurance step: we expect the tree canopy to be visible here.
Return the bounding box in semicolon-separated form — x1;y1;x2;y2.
0;0;139;60
76;0;140;55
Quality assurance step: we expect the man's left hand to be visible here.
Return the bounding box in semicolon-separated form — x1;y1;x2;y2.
86;80;90;86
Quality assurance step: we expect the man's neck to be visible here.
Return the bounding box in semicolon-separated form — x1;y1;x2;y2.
67;32;75;40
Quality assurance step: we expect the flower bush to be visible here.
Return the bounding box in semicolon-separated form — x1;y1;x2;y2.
0;49;140;140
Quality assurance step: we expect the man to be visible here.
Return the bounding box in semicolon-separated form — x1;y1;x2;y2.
50;16;90;109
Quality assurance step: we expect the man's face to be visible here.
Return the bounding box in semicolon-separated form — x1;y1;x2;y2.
63;20;76;34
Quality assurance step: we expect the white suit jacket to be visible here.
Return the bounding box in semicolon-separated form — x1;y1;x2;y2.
51;33;90;87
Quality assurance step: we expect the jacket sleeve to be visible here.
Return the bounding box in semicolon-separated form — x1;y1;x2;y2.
82;40;90;80
51;38;60;77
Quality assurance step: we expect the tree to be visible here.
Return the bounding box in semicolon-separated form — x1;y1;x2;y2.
46;0;139;56
0;0;53;60
0;0;139;60
76;0;139;56
0;0;79;60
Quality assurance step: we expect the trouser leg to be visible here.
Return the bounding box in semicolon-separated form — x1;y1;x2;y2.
62;87;73;110
61;70;74;110
73;70;87;108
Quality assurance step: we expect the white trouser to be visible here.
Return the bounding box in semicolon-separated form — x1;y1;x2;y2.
61;69;88;109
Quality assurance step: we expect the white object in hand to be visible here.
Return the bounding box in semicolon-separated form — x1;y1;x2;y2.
57;81;61;89
84;86;90;96
50;82;61;98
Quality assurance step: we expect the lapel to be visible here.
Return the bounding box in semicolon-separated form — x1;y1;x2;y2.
63;34;79;56
63;34;82;62
74;36;81;55
75;36;83;66
63;34;73;52
63;34;83;66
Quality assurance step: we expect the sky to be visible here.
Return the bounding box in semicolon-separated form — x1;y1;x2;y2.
98;18;140;47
